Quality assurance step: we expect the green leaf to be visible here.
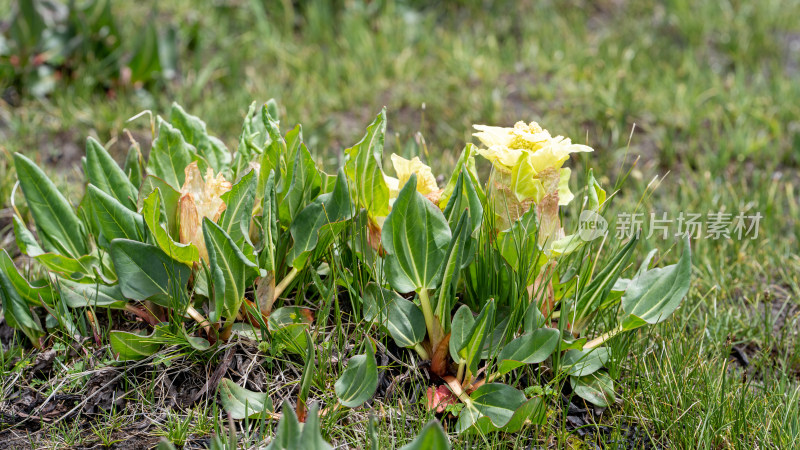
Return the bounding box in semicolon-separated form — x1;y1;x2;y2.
87;184;145;243
203;219;258;322
288;169;353;269
109;330;162;361
442;165;483;236
382;174;452;293
34;253;100;280
148;117;195;191
465;383;526;428
571;371;615;407
386;296;426;348
85;137;138;210
13;215;44;257
496;328;561;375
266;406;300;450
449;305;475;362
14;153;87;258
298;329;316;409
362;282;400;323
218;378;274;420
259;170;278;271
621;235;692;330
0;268;44;345
280;143;323;225
461;299;495;381
435;212;470;332
299;406;333;450
335;342;378;408
219;169;257;245
142;189;199;265
456;396;546;434
268;306;313;355
0;249;53;306
399;420;451;450
170;103;231;172
57;278;126;308
574;234;638;331
259;106;285;197
344;109;390;220
138;176;181;237
497;207;539;273
265;405;331;450
439;144;481;210
562;347;611;377
109;239;190;307
124;144;143;189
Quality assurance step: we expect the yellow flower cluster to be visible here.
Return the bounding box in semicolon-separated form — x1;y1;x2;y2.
474;122;593;232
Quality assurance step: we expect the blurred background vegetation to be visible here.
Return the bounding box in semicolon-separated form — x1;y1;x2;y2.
1;0;799;445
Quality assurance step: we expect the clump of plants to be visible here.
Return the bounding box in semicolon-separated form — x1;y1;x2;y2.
1;100;691;438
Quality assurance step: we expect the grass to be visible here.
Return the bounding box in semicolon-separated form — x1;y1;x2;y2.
1;0;799;448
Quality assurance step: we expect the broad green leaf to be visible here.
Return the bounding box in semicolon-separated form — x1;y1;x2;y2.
442;165;483;236
299;406;333;450
399;420;451;450
439;144;481;210
138;175;181;236
523;300;547;332
234;102;264;180
335;342;378;408
386;296;426;348
170;103;231;172
435;212;470;331
280;143;322;225
362;282;402;324
0;249;53;306
456;396;546;434
85;137;138;210
148;117;195;191
109;330;162;361
344;109;389;220
259;171;278;271
621;235;692;330
449;305;475;362
461;299;495;380
288;169;353;269
467;383;526;428
142;189;199;265
266;406;300;450
259;106;285;196
203;219;258;322
13;215;44;257
268;306;313;355
219;169;256;245
571;371;615;407
109;239;191;307
562;347;611;377
35;253;100;280
0;269;44;345
382;174;452;293
57;278;126;308
124;144;143;189
496;328;561;375
87;184;145;243
298;329;316;409
14;153;87;258
218;378;275;420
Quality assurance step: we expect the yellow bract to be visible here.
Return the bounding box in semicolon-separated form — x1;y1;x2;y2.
179;161;232;262
388;154;440;197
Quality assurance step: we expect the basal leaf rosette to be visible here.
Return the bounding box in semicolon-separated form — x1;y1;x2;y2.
179;161;232;262
473;121;592;240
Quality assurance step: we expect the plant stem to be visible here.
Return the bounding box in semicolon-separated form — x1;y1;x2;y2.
413;343;430;360
186;305;214;338
417;289;443;353
443;375;472;405
273;267;299;301
585;324;624;349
